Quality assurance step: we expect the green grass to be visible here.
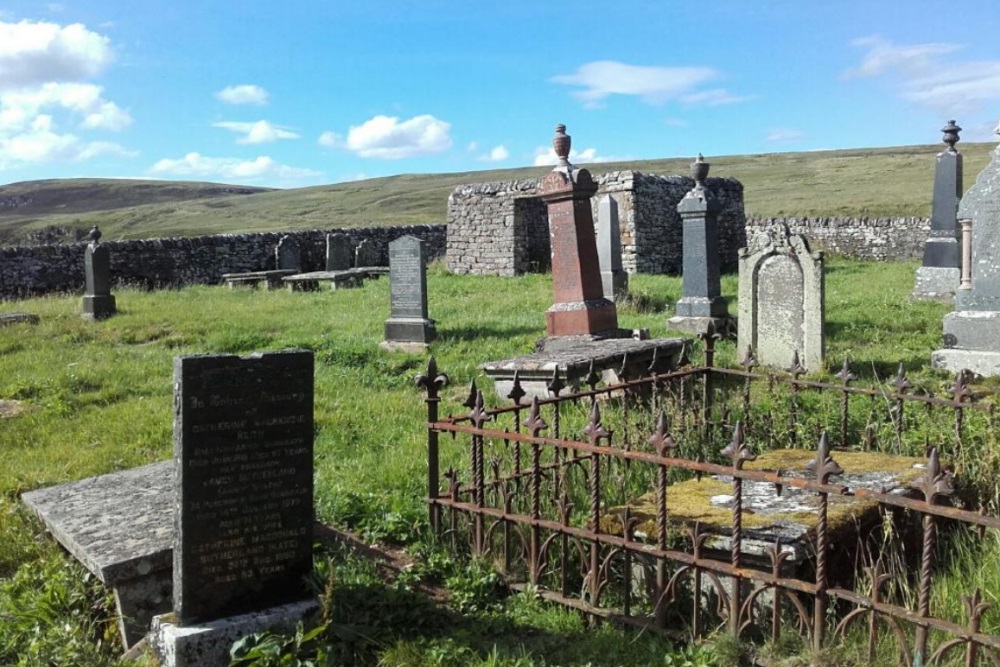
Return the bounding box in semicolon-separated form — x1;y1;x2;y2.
0;259;992;665
0;142;994;243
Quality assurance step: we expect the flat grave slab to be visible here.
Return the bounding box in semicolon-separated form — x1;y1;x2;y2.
0;311;39;326
221;269;297;290
282;269;366;291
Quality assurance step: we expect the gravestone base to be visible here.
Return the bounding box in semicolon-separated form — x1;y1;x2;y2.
932;311;1000;375
667;315;734;337
545;299;618;337
150;600;319;667
81;294;117;320
912;266;959;302
932;348;1000;376
384;318;436;345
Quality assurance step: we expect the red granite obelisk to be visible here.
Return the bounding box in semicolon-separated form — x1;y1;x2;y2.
538;124;618;337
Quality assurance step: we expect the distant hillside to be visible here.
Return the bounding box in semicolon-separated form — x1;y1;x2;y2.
0;143;993;245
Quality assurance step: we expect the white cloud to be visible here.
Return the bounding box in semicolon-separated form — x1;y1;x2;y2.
478;144;509;162
216;84;269;105
149;152;323;186
680;88;755;107
551;60;748;109
466;141;478;152
317;130;339;148
0;20;112;90
532;145;629;167
212;120;299;144
338;114;452;159
0;119;133;168
765;128;806;143
845;36;960;79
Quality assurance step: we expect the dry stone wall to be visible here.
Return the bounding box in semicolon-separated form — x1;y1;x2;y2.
0;225;445;299
745;217;929;261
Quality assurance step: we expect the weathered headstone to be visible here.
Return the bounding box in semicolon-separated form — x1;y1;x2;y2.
355;238;380;268
668;155;732;335
275;235;301;272
81;225;117;320
382;236;435;348
933;121;1000;375
172;350;314;624
738;224;825;372
325;233;352;271
596;195;628;302
913;121;963;301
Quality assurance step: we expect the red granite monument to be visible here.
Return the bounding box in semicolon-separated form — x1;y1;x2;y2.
538;124;618;337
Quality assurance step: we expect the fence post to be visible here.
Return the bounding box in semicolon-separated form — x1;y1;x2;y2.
416;357;448;536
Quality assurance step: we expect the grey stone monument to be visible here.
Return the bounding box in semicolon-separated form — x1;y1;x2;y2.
913;120;963;301
668;155;732;335
355;238;380;268
738;224;825;372
382;235;435;349
275;235;301;271
932;121;1000;375
596;195;628;302
325;233;352;271
81;225;117;320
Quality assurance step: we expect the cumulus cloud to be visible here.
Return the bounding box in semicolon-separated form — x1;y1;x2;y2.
532;145;629;167
149;152;323;186
765;128;806;143
0;116;133;168
212;120;299;144
0;20;112;90
216;84;269;105
333;114;452;159
317;130;339;148
477;144;509;162
680;88;755;107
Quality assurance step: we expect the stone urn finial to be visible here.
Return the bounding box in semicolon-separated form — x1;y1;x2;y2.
942;120;962;152
553;123;571;169
88;225;102;243
691;153;709;189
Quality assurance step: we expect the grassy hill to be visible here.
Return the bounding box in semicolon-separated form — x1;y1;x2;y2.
0;142;993;245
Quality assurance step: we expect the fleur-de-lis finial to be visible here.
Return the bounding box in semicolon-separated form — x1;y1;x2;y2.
720;421;756;469
462;378;478;409
547;366;566;397
805;431;843;484
507;371;526;405
583;401;610;444
786;350;806;378
835;358;856;385
469;390;493;429
893;362;912;394
915;448;955;504
523;396;548;436
415;356;448;396
741;345;758;371
647;412;677;457
949;372;972;403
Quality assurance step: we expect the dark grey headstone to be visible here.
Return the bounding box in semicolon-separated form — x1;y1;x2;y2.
384;236;435;345
275;236;301;272
82;241;116;320
325;233;352;271
597;195;628;302
173;351;314;625
355;238;380;268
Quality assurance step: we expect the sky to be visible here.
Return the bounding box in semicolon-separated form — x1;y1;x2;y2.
1;0;1000;189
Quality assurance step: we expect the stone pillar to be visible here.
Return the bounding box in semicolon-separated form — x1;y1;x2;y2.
537;124;618;337
913;120;963;301
81;226;117;321
668;155;731;335
597;195;628;302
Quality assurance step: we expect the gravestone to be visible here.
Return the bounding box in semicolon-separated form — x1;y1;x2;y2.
355;238;380;268
913;121;963;301
738;224;825;372
933;122;1000;375
275;235;301;272
81;225;117;320
667;155;732;335
325;233;352;271
382;236;435;349
596;195;628;302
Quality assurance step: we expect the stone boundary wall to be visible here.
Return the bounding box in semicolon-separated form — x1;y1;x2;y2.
0;225;446;299
745;217;930;261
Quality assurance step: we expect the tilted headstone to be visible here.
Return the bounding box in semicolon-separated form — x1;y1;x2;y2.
913;121;963;300
173;350;314;624
275;236;301;272
325;233;352;271
383;236;435;346
738;224;825;372
355;238;380;268
81;226;117;320
596;195;628;302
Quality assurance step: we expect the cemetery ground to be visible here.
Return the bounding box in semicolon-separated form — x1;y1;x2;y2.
0;259;996;666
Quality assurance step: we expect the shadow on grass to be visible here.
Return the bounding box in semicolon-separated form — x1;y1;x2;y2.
437;324;541;343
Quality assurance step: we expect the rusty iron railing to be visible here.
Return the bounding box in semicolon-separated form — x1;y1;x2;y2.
417;337;1000;666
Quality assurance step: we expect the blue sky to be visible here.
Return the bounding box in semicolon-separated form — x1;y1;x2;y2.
1;0;999;188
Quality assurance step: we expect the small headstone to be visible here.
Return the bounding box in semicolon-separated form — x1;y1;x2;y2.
81;225;117;320
913;121;963;301
738;224;825;372
173;350;314;625
382;236;435;348
275;235;301;272
355;238;380;268
325;233;352;271
596;195;628;302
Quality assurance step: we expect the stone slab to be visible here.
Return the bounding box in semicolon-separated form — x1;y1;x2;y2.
384;317;436;344
931;348;1000;376
221;270;297;290
941;309;1000;351
912;266;959;301
0;311;39;326
282;270;365;291
666;315;734;337
151;600;319;667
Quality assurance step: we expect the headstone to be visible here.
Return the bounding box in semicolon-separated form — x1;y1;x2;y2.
275;235;301;272
738;224;825;372
933;121;1000;375
325;233;352;271
596;195;628;302
355;238;380;268
667;155;732;335
81;225;117;320
913;121;963;301
173;350;314;624
538;124;618;336
382;236;435;348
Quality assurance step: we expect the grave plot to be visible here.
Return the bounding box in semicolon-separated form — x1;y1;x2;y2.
419;335;1000;663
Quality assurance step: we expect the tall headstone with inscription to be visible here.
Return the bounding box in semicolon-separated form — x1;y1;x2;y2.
382;236;435;349
596;194;628;302
738;224;825;372
81;225;117;320
326;233;352;271
913;121;963;301
275;235;302;272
